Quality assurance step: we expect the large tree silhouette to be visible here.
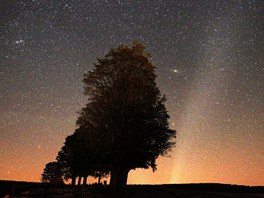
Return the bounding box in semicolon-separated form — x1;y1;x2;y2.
76;42;176;188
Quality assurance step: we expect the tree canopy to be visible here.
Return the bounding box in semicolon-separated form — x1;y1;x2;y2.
41;161;64;184
56;129;109;185
76;42;176;187
47;42;176;187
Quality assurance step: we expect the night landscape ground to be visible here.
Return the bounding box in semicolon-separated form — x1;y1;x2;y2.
1;180;264;198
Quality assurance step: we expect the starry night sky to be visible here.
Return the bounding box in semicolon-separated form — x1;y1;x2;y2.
0;0;263;186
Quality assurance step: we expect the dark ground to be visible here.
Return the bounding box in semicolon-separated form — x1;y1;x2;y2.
1;180;264;197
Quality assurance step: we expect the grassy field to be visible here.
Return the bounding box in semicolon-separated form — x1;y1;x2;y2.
1;180;264;197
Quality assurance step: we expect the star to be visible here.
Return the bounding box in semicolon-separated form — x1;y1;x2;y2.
16;38;25;43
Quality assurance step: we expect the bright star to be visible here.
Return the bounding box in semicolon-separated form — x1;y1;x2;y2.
15;39;24;44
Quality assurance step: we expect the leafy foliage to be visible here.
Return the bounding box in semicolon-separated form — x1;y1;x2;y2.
56;128;109;184
76;42;176;187
41;161;64;184
50;42;176;187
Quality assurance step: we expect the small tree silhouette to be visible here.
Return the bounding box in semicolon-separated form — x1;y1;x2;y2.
41;161;64;184
56;129;109;185
56;134;78;185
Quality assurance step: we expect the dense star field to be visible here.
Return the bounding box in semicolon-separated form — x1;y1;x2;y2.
0;0;263;186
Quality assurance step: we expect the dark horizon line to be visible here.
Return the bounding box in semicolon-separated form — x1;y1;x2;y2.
0;179;263;188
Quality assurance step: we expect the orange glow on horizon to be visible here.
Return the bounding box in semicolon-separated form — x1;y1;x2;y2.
1;149;263;186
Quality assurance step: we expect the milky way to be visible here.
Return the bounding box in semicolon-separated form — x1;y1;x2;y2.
0;0;263;186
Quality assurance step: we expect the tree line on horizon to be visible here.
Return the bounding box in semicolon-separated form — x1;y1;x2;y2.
41;42;176;188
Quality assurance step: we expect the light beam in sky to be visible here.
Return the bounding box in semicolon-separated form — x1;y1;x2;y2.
170;15;261;184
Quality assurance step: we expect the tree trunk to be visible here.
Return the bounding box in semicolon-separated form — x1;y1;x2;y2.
98;175;101;184
78;176;82;185
83;175;88;185
110;167;129;189
71;176;76;186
